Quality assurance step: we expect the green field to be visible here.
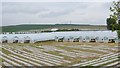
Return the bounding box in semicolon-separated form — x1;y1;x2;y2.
1;24;107;32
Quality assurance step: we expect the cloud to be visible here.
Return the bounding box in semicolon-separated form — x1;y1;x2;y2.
2;2;112;26
40;9;74;17
2;2;48;14
2;0;115;2
0;3;2;26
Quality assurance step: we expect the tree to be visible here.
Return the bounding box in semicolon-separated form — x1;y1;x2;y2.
106;0;120;30
106;18;116;30
110;0;120;22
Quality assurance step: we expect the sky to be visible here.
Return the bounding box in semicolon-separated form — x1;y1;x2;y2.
1;0;116;26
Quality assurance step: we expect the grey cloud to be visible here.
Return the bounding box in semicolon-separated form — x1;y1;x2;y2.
40;10;74;17
2;2;111;26
77;3;90;9
2;2;48;14
3;7;48;14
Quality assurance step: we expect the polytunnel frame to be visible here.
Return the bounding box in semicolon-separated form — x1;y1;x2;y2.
108;37;117;43
59;36;65;42
104;36;108;40
95;37;99;42
73;38;80;42
78;36;83;42
2;36;8;43
24;36;32;43
12;36;19;43
54;36;64;42
89;36;97;42
68;36;74;42
82;36;90;42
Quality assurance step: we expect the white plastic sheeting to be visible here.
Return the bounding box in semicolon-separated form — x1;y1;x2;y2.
0;31;118;43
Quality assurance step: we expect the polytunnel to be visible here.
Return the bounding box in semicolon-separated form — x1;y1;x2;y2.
12;34;27;43
21;33;55;43
0;30;118;43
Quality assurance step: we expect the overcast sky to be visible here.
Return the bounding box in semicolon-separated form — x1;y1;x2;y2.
1;0;115;26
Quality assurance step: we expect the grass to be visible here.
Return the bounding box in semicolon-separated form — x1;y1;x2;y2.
22;49;33;53
2;41;117;47
55;46;75;52
2;48;12;55
0;47;2;51
63;42;117;46
44;51;79;66
118;56;120;58
43;50;84;66
43;44;101;66
35;41;66;46
56;45;107;54
8;50;46;66
0;58;2;62
44;51;72;60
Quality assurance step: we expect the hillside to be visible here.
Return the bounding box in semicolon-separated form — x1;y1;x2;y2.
1;24;107;32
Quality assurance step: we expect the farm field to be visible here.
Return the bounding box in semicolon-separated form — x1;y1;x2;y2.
0;42;119;67
1;24;107;32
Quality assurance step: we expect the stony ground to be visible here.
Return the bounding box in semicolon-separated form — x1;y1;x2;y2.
0;42;119;67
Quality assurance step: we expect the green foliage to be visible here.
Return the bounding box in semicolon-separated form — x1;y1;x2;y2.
106;18;116;30
110;0;120;19
57;29;79;31
117;30;120;38
115;24;120;30
41;29;79;32
118;56;120;59
107;0;120;31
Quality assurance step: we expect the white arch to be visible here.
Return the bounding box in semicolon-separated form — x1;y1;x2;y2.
24;36;31;43
13;36;19;43
2;36;8;43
